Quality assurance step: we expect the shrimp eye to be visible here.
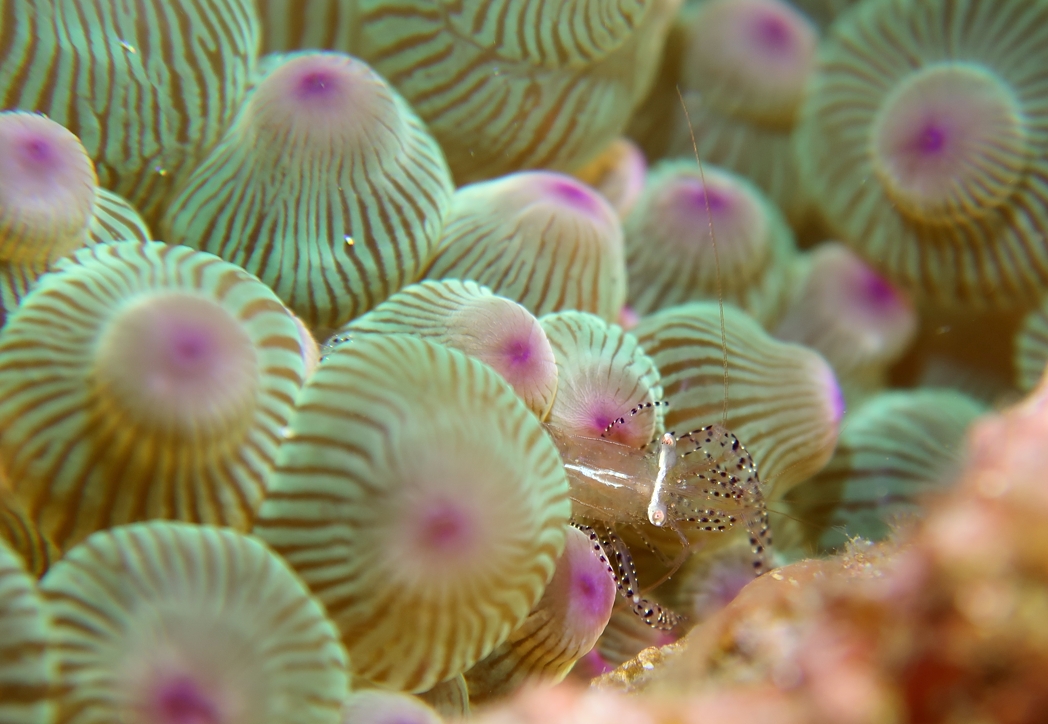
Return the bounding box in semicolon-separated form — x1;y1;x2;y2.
649;508;666;526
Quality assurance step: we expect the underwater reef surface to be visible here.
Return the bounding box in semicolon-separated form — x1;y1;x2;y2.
0;0;1047;721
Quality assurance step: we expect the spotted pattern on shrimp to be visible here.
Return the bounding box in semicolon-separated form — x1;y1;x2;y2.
572;521;682;631
661;424;773;575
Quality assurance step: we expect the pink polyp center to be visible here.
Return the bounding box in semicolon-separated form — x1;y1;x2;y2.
17;136;56;169
546;177;603;216
252;53;398;146
153;676;220;724
502;337;532;367
657;175;760;261
573;569;612;621
163;325;216;377
749;11;794;56
417;501;474;553
910;122;948;156
670;179;735;223
688;0;815;120
294;70;340;102
95;293;259;433
857;267;901;311
587;401;650;447
0;113;97;263
873;63;1027;219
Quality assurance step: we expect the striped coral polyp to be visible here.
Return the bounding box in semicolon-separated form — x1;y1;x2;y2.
425;172;627;323
350;0;679;182
0;242;306;552
339;280;560;419
871;64;1027;224
796;0;1048;307
92;293;259;437
253;334;570;693
40;522;349;724
0;112;96;266
0;537;54;724
162;52;454;334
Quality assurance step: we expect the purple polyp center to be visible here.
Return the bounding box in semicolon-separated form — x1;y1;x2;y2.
592;414;613;436
294;70;339;101
18;137;54;166
681;182;732;217
910;122;948;156
165;325;214;376
155;676;219;724
860;268;900;310
503;338;532;367
548;179;600;214
574;570;610;620
751;13;793;55
420;503;471;551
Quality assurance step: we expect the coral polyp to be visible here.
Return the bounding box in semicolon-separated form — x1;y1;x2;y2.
425;172;627;323
634;302;843;497
163;51;453;333
350;0;681;182
541;311;664;447
774;242;917;396
334;280;559;419
623;160;799;323
0;0;260;220
464;525;617;702
573;138;649;219
40;522;349;724
662;0;818;222
797;0;1048;307
253;334;570;692
0;242;306;551
0;111;95;266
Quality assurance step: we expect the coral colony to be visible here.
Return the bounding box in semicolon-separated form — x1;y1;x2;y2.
2;0;1048;722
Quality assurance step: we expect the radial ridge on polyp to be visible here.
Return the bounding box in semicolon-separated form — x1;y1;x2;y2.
0;242;306;552
252;334;570;693
39;522;349;724
162;51;454;334
787;389;986;551
633;302;843;497
623;160;799;324
796;0;1048;307
335;280;559;419
424;172;626;323
351;0;679;181
0;537;54;724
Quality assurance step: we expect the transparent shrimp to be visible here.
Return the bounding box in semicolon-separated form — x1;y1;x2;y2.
551;403;775;630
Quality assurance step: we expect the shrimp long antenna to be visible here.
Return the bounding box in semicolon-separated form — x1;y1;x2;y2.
676;85;729;425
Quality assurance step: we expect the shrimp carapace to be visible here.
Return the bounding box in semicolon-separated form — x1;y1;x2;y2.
551;418;775;628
